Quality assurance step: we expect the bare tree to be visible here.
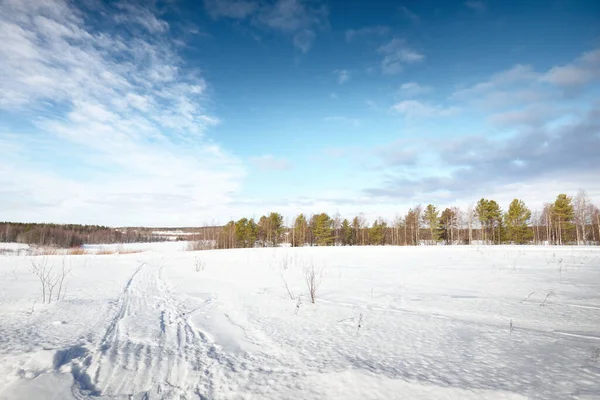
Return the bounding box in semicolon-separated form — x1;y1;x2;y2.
31;257;51;304
303;263;322;304
30;256;72;304
56;258;71;301
574;190;589;245
466;204;474;245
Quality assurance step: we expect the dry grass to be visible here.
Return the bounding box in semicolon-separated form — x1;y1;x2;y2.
96;249;117;255
92;248;142;255
36;248;59;256
67;248;88;255
118;249;142;254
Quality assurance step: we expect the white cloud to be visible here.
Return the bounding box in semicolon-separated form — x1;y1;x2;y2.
378;38;424;75
204;0;258;19
113;3;169;33
292;29;316;53
391;100;459;118
0;0;244;226
205;0;328;53
250;155;292;171
345;26;390;42
465;1;486;12
452;64;539;100
399;6;420;24
540;49;600;87
334;69;350;84
399;82;433;96
488;104;564;127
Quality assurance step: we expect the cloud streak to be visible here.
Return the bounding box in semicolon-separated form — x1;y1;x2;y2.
0;0;244;226
378;38;424;75
204;0;328;53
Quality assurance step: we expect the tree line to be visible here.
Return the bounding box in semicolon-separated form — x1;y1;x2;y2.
0;223;173;247
209;191;600;249
2;191;598;249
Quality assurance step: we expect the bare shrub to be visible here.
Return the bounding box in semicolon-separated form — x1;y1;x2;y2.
36;247;59;256
281;272;295;300
280;255;295;300
30;256;72;304
187;240;215;251
194;257;205;272
540;290;555;307
303;263;322;304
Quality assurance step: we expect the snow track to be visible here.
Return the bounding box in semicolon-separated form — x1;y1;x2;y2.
71;262;231;399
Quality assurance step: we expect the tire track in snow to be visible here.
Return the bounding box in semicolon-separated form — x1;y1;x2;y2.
71;262;235;399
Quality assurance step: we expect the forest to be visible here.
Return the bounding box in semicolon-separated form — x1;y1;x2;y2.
2;192;598;249
209;192;600;249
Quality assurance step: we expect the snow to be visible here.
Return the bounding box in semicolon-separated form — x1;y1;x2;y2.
1;245;599;399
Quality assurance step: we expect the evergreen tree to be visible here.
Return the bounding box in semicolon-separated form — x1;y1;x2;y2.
423;204;440;244
267;212;284;245
439;208;455;244
234;218;258;248
341;218;353;245
553;194;574;244
476;198;502;244
369;219;387;245
351;216;362;245
293;214;308;247
258;213;284;246
312;213;333;246
505;199;531;244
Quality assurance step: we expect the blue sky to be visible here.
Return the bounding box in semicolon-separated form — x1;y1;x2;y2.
1;0;599;226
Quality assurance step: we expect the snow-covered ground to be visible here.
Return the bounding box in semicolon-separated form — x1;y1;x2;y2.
0;245;599;399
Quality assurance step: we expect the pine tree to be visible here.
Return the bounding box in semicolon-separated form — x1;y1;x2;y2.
553;194;574;245
369;219;387;245
423;204;440;244
439;208;455;244
267;212;284;245
312;213;333;246
293;214;307;247
476;199;502;244
341;219;353;245
505;199;531;244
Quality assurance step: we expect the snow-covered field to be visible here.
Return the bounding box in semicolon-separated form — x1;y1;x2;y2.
0;245;599;399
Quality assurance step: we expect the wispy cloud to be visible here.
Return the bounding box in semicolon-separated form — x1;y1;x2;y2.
465;1;486;12
205;0;328;53
204;0;258;19
399;82;433;96
541;48;600;88
392;100;459;118
0;0;244;226
333;69;350;84
399;6;420;24
250;155;292;171
378;38;424;75
345;26;390;42
362;48;600;207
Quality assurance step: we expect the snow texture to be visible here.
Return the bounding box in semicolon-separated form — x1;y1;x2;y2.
1;244;599;399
